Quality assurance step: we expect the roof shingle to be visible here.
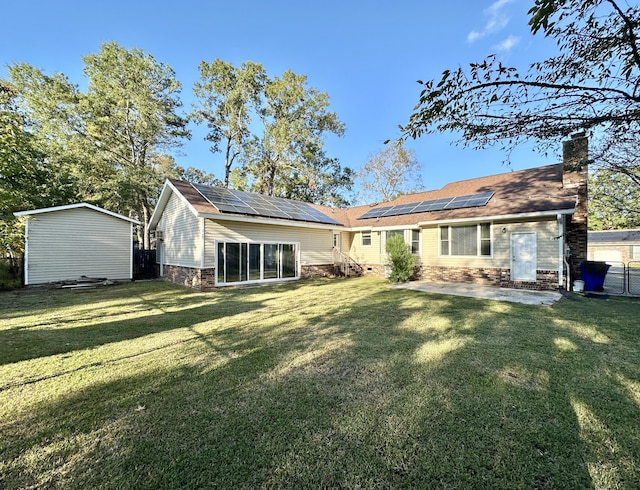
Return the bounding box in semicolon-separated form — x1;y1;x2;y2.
170;163;578;228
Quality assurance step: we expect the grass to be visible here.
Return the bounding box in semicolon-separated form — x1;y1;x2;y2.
1;278;639;489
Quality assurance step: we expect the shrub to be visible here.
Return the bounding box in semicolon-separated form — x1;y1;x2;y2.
0;258;22;290
385;234;416;282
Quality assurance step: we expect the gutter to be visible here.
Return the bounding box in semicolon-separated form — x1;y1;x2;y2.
198;212;343;231
416;208;576;227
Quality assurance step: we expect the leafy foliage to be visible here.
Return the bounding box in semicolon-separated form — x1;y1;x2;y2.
385;234;416;283
0;80;77;256
589;170;640;229
402;0;640;158
191;60;266;187
358;140;423;203
7;42;191;248
234;70;353;205
588;133;640;229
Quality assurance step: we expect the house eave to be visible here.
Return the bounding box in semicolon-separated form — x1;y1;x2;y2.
149;180;200;230
198;212;344;230
13;202;141;225
416;209;576;227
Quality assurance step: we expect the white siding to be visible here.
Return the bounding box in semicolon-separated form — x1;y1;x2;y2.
156;192;203;268
26;208;132;284
204;219;333;267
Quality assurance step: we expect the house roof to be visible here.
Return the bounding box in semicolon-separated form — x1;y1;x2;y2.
588;229;640;244
149;179;345;230
151;163;579;230
13;202;141;224
334;164;577;228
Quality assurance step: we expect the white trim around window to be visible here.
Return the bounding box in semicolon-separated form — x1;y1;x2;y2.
361;230;372;247
439;223;492;258
382;229;421;255
215;240;300;287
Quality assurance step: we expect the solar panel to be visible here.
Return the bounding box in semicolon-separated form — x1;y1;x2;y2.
358;208;385;219
192;183;342;226
357;192;494;220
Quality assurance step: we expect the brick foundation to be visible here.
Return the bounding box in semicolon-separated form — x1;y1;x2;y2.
301;264;337;278
360;264;386;277
360;263;559;290
163;262;559;291
163;263;338;289
162;264;216;290
417;265;558;290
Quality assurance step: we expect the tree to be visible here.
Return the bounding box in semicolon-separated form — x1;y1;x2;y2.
239;70;353;205
8;42;190;248
588;135;640;229
191;60;266;188
150;154;221;187
402;0;640;161
589;170;640;229
358;140;423;203
0;80;76;257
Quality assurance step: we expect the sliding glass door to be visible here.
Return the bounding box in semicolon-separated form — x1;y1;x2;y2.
216;242;299;285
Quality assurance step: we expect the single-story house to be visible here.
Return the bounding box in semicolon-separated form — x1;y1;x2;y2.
588;229;640;264
13;203;140;285
150;134;589;291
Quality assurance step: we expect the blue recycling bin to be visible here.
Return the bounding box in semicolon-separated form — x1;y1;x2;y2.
579;261;610;292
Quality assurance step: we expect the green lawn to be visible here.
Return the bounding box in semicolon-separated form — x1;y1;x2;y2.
1;278;639;489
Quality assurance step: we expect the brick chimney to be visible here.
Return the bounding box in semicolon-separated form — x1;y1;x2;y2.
562;132;588;283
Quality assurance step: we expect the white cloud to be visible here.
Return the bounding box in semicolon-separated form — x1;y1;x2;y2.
467;0;514;43
494;35;521;52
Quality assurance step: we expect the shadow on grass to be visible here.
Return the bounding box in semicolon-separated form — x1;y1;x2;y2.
2;280;640;488
0;281;268;366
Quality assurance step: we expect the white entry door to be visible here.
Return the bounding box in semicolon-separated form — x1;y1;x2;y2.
511;232;537;281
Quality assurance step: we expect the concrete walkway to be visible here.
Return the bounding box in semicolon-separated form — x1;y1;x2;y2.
390;280;563;306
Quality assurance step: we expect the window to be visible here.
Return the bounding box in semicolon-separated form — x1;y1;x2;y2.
384;230;420;255
361;231;372;246
440;227;449;256
217;241;298;284
633;245;640;260
480;223;491;256
411;229;420;255
440;223;492;257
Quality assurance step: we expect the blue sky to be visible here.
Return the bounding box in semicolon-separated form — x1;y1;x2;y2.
1;0;561;198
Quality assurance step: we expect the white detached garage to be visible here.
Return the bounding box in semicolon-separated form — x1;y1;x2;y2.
14;203;140;285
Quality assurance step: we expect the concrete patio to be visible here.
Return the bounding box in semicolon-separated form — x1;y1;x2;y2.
391;280;563;306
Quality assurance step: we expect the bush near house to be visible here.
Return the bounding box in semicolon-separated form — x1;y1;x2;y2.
385;234;416;282
0;258;22;290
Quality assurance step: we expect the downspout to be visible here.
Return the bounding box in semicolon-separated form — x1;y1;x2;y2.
130;222;134;280
24;217;29;286
201;217;206;269
557;214;564;288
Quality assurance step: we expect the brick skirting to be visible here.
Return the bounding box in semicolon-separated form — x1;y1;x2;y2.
162;264;216;290
163;264;337;289
163;263;559;291
301;264;337;279
417;265;559;290
359;263;559;291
